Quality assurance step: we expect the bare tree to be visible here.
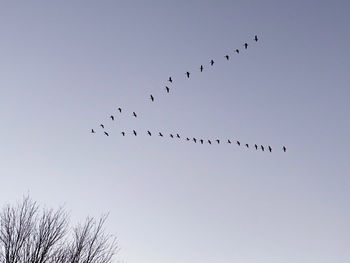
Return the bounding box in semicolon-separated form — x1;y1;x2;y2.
0;197;118;263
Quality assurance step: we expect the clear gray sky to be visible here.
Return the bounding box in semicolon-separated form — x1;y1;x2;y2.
1;1;349;262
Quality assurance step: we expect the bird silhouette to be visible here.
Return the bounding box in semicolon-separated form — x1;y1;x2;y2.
283;146;287;152
210;59;214;66
245;144;249;148
133;130;137;136
235;49;239;54
159;132;163;137
91;129;95;133
110;115;114;121
208;140;212;144
268;146;272;152
216;139;220;144
133;112;137;118
200;139;204;144
121;131;125;136
100;124;104;129
168;77;173;83
118;108;122;113
200;65;204;72
186;72;190;78
227;139;231;144
176;134;180;138
261;145;265;151
147;131;152;136
150;95;154;102
170;134;174;138
244;43;248;49
254;35;258;42
237;141;241;146
104;131;109;136
255;144;258;150
186;137;190;141
193;138;197;143
225;55;229;60
165;86;170;93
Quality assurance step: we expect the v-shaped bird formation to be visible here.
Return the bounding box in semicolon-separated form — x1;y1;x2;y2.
91;35;287;153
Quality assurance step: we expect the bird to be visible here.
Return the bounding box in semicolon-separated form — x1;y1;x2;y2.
186;137;190;141
244;43;248;49
193;138;197;143
118;108;122;113
268;146;272;152
210;59;214;66
245;144;249;148
176;134;180;138
159;132;163;137
235;49;239;54
255;144;258;150
225;55;229;60
261;145;265;151
100;124;104;129
237;141;241;146
208;140;212;144
121;131;125;136
254;35;258;42
216;139;220;144
150;95;154;102
186;72;190;78
283;146;287;152
227;139;231;144
91;129;95;133
200;139;204;144
165;86;170;93
133;112;137;118
147;131;152;136
168;77;173;83
104;131;109;136
110;115;114;121
170;134;174;138
200;65;203;72
133;130;137;136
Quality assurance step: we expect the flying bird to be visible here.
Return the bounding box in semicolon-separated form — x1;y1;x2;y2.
150;95;154;102
210;59;214;66
245;144;249;148
186;72;190;78
170;134;174;138
255;144;258;150
100;124;104;129
268;146;272;152
237;141;241;146
133;130;137;136
91;129;95;133
225;55;229;60
200;65;203;72
235;49;239;54
159;132;163;137
200;139;204;144
227;139;231;144
216;139;220;144
244;43;248;49
208;140;212;144
110;115;114;121
186;137;190;141
283;146;287;152
176;134;180;138
165;86;170;93
147;131;152;136
168;77;173;83
193;138;197;143
254;35;258;42
133;112;137;118
261;145;265;151
118;108;122;113
104;132;109;136
121;132;125;136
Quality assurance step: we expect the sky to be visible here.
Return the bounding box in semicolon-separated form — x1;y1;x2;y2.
0;0;350;262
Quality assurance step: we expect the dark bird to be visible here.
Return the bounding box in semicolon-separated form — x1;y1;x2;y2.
133;112;137;118
186;72;190;78
91;129;95;133
193;138;197;143
237;141;241;146
244;43;248;49
235;49;239;54
159;132;163;137
165;86;170;93
200;65;203;72
245;144;249;148
147;131;152;136
268;146;272;152
200;139;204;144
133;130;137;136
104;131;109;136
110;115;114;121
121;131;125;136
176;134;180;138
261;145;265;151
208;140;212;144
227;139;231;144
168;77;173;83
254;35;258;42
210;59;214;66
225;55;229;60
118;107;122;113
216;139;220;144
283;146;287;152
170;134;174;138
186;137;190;141
100;124;104;129
255;144;258;150
150;95;154;102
